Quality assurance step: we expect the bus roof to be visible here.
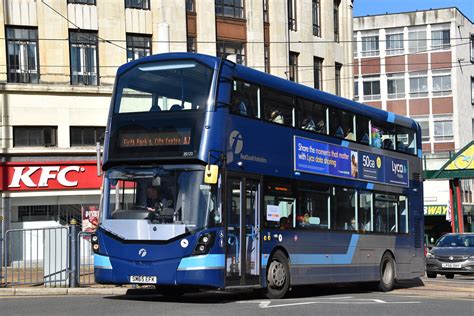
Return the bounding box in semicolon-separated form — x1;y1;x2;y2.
116;52;419;131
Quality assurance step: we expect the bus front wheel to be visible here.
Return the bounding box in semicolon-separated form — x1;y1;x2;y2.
265;250;290;299
378;253;395;292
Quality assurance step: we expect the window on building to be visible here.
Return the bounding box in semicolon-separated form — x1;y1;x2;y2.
261;88;294;127
69;31;98;85
362;75;381;100
263;0;269;23
471;35;474;62
471;77;474;104
335;63;342;96
288;0;297;31
432;70;451;96
13;126;57;147
409;71;428;98
68;0;96;4
215;0;244;19
187;37;197;53
387;73;405;99
333;0;340;42
354;80;359;101
289;52;299;82
264;182;295;229
125;0;150;10
186;0;195;12
332;187;356;231
433;116;453;141
408;28;427;53
297;184;330;229
414;116;430;142
298;99;327;134
361;35;379;57
431;28;450;50
126;34;151;62
313;57;323;90
358;191;373;232
386;32;404;55
230;80;259;118
329;108;354;140
70;126;105;146
6;27;39;84
312;0;321;37
264;45;270;73
217;41;246;65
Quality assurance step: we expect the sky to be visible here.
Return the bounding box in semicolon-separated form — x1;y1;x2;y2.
353;0;474;21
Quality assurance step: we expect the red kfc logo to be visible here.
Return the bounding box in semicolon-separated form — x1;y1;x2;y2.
2;162;102;191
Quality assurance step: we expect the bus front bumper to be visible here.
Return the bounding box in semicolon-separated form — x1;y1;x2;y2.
94;254;225;288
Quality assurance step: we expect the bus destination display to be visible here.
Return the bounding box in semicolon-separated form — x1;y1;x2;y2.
119;130;191;148
294;136;408;187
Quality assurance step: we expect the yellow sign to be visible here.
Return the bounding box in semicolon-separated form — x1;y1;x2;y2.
445;144;474;170
424;205;447;216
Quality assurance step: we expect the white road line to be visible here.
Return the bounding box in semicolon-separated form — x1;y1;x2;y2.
260;300;420;309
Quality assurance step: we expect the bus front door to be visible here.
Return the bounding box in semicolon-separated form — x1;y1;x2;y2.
225;175;261;286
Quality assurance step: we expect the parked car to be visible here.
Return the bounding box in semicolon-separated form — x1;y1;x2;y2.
426;233;474;279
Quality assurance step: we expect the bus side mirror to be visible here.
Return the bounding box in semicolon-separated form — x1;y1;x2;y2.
204;165;219;184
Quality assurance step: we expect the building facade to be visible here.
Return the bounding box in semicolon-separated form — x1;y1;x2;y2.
353;8;474;238
0;0;354;234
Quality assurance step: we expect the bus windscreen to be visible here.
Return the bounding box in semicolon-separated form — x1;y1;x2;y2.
114;60;213;114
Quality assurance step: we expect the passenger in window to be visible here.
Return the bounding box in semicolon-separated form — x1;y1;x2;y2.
335;126;344;138
316;120;326;133
270;109;284;124
301;116;316;131
382;138;394;150
350;217;357;230
279;217;289;229
345;128;355;141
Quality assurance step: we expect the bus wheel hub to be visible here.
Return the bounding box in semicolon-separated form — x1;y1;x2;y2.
268;261;285;287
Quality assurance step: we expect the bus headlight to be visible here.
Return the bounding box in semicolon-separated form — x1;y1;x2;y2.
193;232;216;255
91;234;100;253
426;252;435;259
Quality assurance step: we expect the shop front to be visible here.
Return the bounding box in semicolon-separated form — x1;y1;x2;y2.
0;161;102;233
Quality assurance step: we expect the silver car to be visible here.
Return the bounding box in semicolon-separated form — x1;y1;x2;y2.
426;233;474;279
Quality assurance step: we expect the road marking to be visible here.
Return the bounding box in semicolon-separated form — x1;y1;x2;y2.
258;299;420;309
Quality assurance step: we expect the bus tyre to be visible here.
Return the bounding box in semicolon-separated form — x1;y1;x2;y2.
378;253;395;292
265;250;290;299
445;273;454;279
426;272;437;278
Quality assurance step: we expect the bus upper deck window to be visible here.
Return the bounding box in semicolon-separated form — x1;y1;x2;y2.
231;80;259;118
298;99;327;134
261;88;294;127
356;116;370;144
396;126;416;155
329;108;355;140
371;122;396;150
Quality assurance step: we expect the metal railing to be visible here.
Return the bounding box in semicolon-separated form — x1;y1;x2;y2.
2;227;69;287
78;231;95;286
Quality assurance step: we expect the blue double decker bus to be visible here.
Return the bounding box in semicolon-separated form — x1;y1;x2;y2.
92;53;424;298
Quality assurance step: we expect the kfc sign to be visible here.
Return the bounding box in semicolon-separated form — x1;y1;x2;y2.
1;162;102;191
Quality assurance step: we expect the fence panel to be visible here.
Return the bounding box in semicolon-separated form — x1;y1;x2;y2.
3;227;69;287
78;231;95;286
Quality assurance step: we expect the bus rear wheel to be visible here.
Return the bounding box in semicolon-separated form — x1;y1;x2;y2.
378;253;395;292
265;250;290;299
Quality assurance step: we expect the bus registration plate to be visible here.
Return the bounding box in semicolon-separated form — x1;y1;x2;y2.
130;275;157;284
441;263;461;269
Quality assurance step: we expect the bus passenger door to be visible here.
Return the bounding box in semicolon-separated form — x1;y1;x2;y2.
225;175;261;286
